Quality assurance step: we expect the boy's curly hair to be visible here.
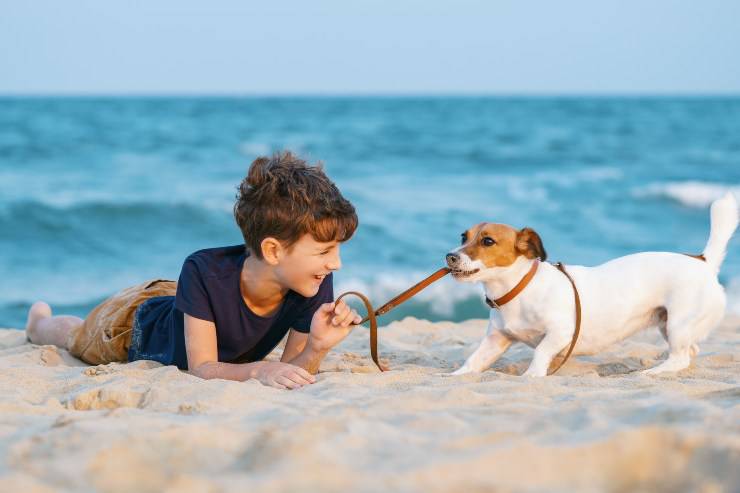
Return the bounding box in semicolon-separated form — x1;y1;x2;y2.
234;151;358;259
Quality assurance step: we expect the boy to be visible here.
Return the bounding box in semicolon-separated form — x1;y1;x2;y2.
25;151;362;390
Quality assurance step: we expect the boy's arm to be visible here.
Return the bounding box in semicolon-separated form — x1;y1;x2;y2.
286;342;329;375
285;300;361;374
184;313;314;388
281;329;309;362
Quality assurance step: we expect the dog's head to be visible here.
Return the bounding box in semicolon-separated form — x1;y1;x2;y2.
445;223;546;282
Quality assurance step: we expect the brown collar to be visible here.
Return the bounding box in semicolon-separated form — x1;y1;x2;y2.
485;259;540;309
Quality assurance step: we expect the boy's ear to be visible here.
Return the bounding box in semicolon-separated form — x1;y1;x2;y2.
515;227;547;261
260;237;282;265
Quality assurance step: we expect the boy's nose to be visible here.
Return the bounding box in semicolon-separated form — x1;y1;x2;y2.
327;253;342;271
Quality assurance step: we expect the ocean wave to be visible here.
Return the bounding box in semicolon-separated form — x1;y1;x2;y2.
634;181;740;208
0;188;236;213
531;166;623;187
0;199;233;237
497;166;624;205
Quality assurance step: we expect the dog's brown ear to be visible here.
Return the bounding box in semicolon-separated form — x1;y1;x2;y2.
516;228;547;261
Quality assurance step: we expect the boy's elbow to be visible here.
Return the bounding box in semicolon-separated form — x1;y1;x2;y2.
189;360;219;379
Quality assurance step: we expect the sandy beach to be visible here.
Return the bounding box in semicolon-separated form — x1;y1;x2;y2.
1;316;738;493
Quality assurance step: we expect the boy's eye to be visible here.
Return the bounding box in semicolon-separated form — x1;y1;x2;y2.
482;237;496;247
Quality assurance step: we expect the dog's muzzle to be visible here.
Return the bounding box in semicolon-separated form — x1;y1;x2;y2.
446;252;480;277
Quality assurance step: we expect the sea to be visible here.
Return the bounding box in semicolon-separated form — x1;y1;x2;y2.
1;96;739;329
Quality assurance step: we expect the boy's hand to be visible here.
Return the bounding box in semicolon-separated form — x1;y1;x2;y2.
308;300;362;352
250;361;316;390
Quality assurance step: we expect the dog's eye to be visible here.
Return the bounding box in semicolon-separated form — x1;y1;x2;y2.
460;234;467;245
482;237;496;247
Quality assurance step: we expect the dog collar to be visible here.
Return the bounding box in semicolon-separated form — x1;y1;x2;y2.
485;259;540;309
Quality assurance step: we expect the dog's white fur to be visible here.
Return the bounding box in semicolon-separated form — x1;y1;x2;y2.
448;193;738;377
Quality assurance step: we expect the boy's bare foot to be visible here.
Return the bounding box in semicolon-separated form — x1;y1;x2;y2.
25;304;83;348
26;301;52;341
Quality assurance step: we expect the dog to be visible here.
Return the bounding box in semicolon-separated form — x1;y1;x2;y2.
444;192;738;376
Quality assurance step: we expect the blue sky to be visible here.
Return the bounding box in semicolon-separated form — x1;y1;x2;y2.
1;0;739;94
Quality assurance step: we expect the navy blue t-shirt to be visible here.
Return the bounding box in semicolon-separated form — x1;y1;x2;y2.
127;244;333;369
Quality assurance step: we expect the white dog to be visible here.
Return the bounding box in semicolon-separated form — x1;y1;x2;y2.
445;193;738;376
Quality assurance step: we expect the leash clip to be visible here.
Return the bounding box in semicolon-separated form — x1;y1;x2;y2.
485;296;500;310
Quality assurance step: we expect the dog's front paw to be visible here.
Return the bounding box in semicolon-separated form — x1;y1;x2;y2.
522;367;547;377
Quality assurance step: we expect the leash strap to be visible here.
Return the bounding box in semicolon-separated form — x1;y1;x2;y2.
334;290;387;372
549;262;582;375
372;267;452;317
336;267;451;371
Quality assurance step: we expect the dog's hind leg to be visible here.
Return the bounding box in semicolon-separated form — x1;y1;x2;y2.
655;308;700;358
642;348;692;374
653;307;668;342
643;294;724;375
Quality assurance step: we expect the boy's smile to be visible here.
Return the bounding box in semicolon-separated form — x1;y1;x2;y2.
241;233;343;310
313;273;329;283
284;235;342;297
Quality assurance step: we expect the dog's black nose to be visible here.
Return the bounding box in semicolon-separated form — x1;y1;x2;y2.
446;253;459;266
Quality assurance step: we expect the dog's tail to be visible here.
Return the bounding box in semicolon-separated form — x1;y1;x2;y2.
703;191;739;274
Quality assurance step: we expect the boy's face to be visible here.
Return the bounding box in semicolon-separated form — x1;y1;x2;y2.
274;234;342;297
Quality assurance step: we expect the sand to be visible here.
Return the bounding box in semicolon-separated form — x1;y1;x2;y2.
0;316;738;493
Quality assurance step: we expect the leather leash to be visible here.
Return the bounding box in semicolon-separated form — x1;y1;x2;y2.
336;267;451;371
549;262;581;375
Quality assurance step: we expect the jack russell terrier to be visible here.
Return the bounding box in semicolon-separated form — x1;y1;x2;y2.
445;192;738;377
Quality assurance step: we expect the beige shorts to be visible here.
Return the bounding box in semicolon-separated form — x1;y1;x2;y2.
68;279;177;365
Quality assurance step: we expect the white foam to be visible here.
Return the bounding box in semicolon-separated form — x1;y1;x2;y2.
636;181;740;208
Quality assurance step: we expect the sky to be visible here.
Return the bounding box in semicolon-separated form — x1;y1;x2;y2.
1;0;739;95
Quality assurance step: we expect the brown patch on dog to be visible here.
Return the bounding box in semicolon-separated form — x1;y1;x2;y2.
461;223;547;268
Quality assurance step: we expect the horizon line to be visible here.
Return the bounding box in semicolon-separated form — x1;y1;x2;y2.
1;90;739;99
